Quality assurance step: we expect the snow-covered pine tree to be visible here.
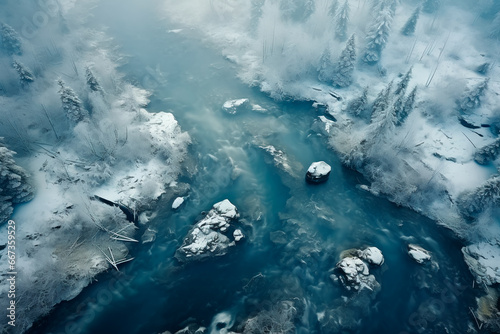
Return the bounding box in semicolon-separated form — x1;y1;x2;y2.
0;23;22;56
362;4;394;64
474;138;500;165
0;142;34;222
335;1;350;41
401;6;420;36
12;61;34;87
280;0;315;22
457;175;500;217
58;79;89;122
318;46;333;83
347;87;369;117
333;34;356;88
391;93;405;125
394;67;412;96
491;11;500;39
399;86;417;125
370;81;393;123
86;67;102;93
458;78;489;113
422;0;440;14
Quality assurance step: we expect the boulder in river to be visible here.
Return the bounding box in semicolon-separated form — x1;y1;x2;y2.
408;244;431;264
175;199;242;262
306;161;331;184
334;247;384;291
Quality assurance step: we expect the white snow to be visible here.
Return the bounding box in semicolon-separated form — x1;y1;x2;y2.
233;229;244;242
213;199;239;219
359;247;385;266
408;244;432;264
336;256;378;292
172;197;185;209
463;243;500;286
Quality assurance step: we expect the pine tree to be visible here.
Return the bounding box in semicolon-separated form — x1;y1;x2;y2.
0;23;22;56
362;5;394;64
86;67;102;93
474;138;500;165
335;1;350;41
401;6;420;36
391;93;405;125
370;81;393;122
394;67;412;96
0;142;34;222
333;34;356;88
399;86;417;125
318;47;333;83
58;79;89;122
12;61;34;87
458;176;500;217
491;12;500;39
347;87;369;117
458;78;489;113
422;0;440;14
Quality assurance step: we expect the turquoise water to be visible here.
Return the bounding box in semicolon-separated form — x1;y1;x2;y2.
27;1;479;333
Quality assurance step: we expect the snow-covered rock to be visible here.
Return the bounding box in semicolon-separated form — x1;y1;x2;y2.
336;257;379;291
408;244;431;264
462;243;500;286
359;247;384;266
306;161;331;183
222;98;249;114
233;229;244;242
172;197;185;210
175;200;242;262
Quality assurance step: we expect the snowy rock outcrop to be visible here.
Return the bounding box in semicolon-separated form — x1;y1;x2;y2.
334;247;384;291
175;200;243;262
462;243;500;285
172;197;185;210
408;244;431;264
306;161;331;184
222;98;249;114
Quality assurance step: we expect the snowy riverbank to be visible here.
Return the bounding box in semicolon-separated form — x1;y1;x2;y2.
0;1;190;332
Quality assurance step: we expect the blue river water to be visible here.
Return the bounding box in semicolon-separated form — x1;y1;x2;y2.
27;1;480;333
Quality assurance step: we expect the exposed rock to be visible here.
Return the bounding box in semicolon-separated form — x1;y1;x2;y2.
259;145;301;176
335;257;379;292
175;199;242;262
306;161;331;184
172;197;185;210
358;247;384;266
463;243;500;285
408;244;431;264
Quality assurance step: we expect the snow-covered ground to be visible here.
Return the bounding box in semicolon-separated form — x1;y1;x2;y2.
160;0;500;325
0;1;190;332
